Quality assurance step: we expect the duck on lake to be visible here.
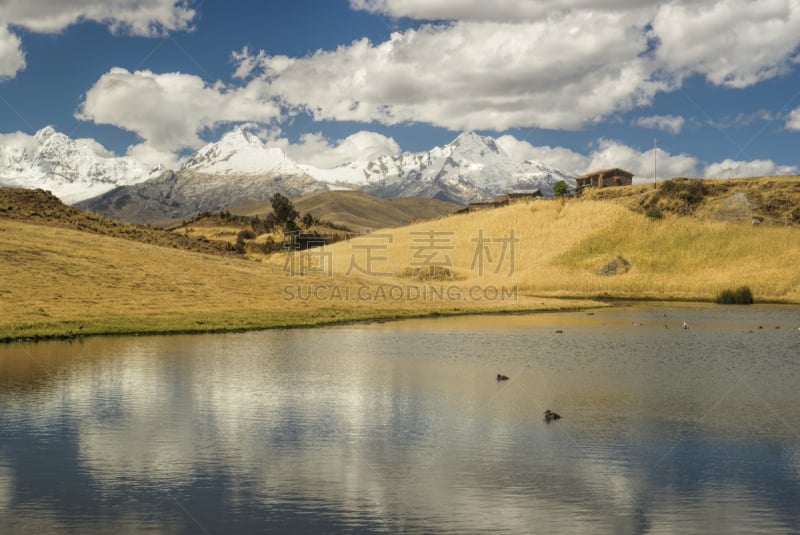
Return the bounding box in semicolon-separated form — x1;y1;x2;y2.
544;409;561;422
497;374;510;381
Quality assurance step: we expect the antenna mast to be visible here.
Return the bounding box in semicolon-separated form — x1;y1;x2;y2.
653;139;657;189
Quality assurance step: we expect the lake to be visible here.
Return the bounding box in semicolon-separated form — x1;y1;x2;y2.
1;305;799;534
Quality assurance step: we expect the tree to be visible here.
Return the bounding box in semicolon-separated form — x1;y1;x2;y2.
302;212;315;229
270;193;299;230
553;180;569;197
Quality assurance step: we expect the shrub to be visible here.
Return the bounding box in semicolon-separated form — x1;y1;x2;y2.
597;255;631;276
659;179;707;205
716;286;754;304
645;207;663;219
553;180;569;197
237;229;257;241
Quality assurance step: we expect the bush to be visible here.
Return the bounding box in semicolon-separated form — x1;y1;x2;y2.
716;286;754;304
659;179;707;205
645;207;663;219
237;229;257;241
553;180;569;197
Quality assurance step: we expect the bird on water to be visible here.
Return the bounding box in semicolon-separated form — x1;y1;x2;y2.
544;409;561;422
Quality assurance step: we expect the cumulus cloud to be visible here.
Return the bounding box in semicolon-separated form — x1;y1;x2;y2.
220;1;800;137
269;131;402;168
349;0;658;22
586;139;700;180
0;1;196;82
77;67;281;166
704;159;797;178
633;115;685;134
497;135;700;179
652;0;800;88
0;130;39;150
352;1;800;89
0;25;25;79
786;107;800;130
240;13;664;132
0;0;196;36
496;136;589;174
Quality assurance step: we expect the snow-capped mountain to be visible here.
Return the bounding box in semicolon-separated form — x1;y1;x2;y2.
0;126;161;203
76;128;327;223
175;128;574;203
69;126;575;223
182;127;305;176
305;132;575;202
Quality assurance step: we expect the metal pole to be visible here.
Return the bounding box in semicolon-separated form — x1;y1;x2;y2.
653;139;657;189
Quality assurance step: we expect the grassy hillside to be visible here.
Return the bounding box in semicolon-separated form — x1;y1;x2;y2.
233;190;460;232
3;177;799;341
268;183;800;303
582;176;800;224
0;188;236;256
0;217;587;342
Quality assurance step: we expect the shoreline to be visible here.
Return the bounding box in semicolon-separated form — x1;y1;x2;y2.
1;299;608;345
5;296;796;345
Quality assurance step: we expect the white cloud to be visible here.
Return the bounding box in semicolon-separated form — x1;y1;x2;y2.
351;1;800;90
74;137;115;158
586;139;700;180
270;131;402;168
0;1;196;81
495;135;589;174
242;13;664;132
0;130;39;151
633;115;685;134
495;135;699;179
231;1;800;135
123;143;180;169
231;46;269;80
0;0;196;36
77;67;281;166
349;0;659;21
786;107;800;130
0;25;25;79
609;143;694;180
652;0;800;88
704;159;797;178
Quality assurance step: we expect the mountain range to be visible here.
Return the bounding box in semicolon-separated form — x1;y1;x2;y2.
1;126;575;223
0;127;162;204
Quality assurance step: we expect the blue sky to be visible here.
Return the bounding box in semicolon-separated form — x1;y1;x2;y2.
1;0;800;179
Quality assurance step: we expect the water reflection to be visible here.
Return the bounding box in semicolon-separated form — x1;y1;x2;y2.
0;305;799;533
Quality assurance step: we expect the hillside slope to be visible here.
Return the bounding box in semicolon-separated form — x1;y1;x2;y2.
581;176;800;225
0;187;236;256
233;190;460;232
4;177;799;341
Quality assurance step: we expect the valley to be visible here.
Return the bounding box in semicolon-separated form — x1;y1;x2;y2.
2;175;799;342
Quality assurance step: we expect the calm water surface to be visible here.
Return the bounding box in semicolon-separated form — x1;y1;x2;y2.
1;305;799;534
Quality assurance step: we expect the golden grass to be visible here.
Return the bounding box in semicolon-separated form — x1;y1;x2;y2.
273;197;800;303
0;218;593;341
4;181;799;342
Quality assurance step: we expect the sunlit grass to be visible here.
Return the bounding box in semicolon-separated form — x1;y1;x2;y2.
4;183;799;341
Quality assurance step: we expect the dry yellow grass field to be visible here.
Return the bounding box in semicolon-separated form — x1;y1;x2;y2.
0;217;591;341
274;195;800;302
3;178;799;341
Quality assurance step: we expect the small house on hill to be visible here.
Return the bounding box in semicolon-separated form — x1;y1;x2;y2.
507;189;542;201
576;168;633;192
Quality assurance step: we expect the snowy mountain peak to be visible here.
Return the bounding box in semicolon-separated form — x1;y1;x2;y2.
304;131;575;203
220;125;265;149
33;125;58;142
0;127;160;203
450;131;503;157
181;127;304;176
